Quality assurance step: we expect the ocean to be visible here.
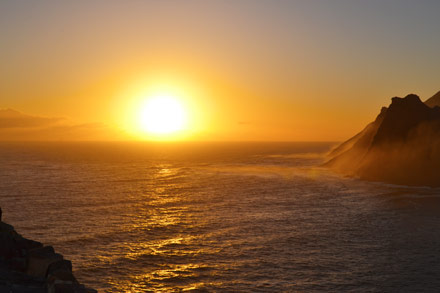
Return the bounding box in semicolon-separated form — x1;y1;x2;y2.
1;142;440;292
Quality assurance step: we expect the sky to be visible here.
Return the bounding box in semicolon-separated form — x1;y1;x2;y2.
1;0;440;141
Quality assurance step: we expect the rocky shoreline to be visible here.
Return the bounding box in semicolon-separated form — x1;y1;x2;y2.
0;209;96;293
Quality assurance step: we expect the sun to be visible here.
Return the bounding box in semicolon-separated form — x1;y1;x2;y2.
138;95;187;135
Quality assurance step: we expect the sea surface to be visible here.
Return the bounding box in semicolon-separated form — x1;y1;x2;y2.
1;142;440;292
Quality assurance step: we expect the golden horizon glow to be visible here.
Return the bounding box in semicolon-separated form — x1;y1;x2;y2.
138;95;187;135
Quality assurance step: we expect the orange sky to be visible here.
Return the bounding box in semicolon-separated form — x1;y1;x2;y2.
1;1;440;141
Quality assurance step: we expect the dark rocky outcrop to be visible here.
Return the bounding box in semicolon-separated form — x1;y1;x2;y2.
0;216;96;293
325;92;440;186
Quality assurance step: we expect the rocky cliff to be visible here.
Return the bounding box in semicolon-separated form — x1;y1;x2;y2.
0;210;96;293
325;92;440;186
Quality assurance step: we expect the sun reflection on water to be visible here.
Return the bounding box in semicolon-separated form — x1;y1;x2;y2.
107;262;222;292
101;164;220;292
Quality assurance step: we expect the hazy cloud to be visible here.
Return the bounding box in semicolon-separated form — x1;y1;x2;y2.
0;109;63;129
0;109;124;141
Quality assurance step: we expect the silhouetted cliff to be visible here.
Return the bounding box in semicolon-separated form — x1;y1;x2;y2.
0;212;96;293
325;92;440;186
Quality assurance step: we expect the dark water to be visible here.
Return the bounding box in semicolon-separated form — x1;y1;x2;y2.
1;142;440;292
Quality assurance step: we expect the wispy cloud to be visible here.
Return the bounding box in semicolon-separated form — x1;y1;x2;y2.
0;109;63;129
0;109;124;141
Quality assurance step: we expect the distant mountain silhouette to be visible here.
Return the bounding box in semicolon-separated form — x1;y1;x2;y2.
425;90;440;108
325;92;440;186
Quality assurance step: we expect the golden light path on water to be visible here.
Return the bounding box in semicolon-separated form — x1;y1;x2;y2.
102;164;225;292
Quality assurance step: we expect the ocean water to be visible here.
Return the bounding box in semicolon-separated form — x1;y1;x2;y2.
1;142;440;292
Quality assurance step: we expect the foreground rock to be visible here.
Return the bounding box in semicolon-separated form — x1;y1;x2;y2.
0;215;96;293
325;92;440;186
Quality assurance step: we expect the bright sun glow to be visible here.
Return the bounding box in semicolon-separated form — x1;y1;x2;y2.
138;95;187;135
